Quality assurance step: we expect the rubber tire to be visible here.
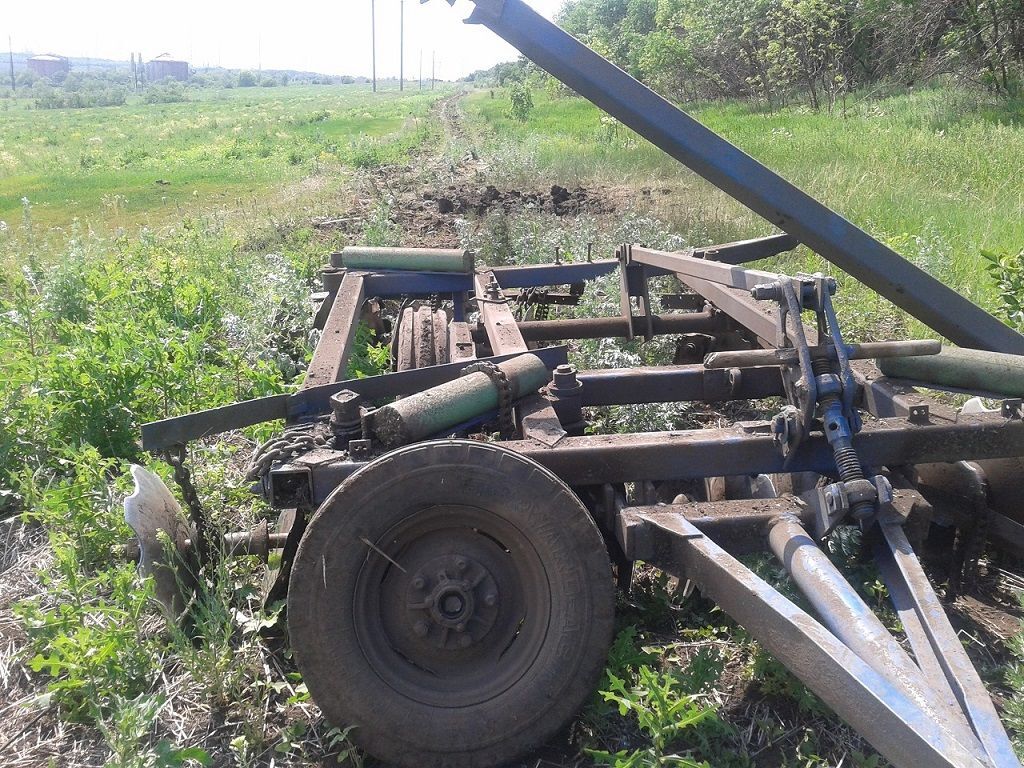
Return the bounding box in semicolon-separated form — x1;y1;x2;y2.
288;440;615;768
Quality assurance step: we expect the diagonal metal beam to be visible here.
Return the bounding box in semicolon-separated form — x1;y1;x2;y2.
875;522;1022;768
616;508;990;768
302;272;365;390
456;0;1024;354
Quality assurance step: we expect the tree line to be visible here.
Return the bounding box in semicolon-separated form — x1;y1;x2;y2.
554;0;1024;110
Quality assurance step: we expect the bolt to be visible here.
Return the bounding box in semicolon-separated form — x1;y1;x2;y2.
436;571;448;583
443;594;464;615
413;620;429;637
454;557;467;572
751;282;781;302
552;364;579;389
412;576;425;590
455;622;466;633
484;592;497;607
485;276;501;299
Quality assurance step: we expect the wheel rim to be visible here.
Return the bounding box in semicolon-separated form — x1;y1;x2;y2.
352;504;551;708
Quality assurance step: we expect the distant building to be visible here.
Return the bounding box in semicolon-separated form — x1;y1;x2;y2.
146;54;189;82
27;54;70;79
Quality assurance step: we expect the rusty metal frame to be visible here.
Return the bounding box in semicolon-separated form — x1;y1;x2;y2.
142;236;1024;768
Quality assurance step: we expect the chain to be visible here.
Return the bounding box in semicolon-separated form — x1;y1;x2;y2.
164;443;218;570
461;361;515;437
245;425;328;482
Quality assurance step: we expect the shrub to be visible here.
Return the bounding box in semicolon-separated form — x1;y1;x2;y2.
507;81;534;122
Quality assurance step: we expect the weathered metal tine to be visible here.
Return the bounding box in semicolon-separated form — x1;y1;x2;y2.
622;509;992;768
876;522;1023;768
767;514;982;752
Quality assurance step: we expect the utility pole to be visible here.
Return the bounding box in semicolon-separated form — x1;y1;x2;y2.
419;49;422;90
371;0;377;92
8;36;15;94
399;0;404;91
431;50;435;90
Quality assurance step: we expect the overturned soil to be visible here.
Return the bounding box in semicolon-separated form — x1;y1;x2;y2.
310;91;647;249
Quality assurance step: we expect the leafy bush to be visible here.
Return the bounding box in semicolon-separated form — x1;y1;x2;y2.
144;81;189;104
0;223;308;498
507;81;534;122
983;248;1024;330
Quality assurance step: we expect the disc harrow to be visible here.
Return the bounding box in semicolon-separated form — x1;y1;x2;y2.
125;3;1024;767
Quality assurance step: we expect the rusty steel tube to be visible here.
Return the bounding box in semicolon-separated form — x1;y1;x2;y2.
767;514;979;748
472;311;723;343
366;353;549;449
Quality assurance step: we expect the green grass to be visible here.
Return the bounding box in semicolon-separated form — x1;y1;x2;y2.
2;81;1022;767
467;86;1024;319
0;85;436;233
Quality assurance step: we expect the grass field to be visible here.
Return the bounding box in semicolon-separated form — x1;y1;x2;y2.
468;87;1024;320
0;85;435;234
0;80;1022;767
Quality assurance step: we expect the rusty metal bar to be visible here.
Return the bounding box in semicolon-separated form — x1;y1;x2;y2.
510;310;724;342
141;346;570;451
619;499;813;557
474;270;529;355
302;273;365;390
691;234;799;264
284;411;1024;506
875;523;1022;768
458;0;1024;354
507;411;1024;485
632;246;782;291
473;270;565;442
768;515;978;746
616;508;989;768
576;364;783;405
705;340;940;369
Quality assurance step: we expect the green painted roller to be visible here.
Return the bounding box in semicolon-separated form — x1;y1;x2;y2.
878;346;1024;397
367;354;549;449
341;247;474;273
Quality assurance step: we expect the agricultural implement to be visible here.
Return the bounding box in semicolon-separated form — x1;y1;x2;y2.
128;2;1024;767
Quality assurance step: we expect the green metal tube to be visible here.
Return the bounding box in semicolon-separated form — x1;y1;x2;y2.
368;354;550;448
878;346;1024;397
340;247;474;273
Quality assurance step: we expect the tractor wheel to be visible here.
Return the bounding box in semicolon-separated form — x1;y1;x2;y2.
288;440;615;768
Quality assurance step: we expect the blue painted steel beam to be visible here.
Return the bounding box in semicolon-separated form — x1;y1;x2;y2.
453;0;1024;354
328;260;621;296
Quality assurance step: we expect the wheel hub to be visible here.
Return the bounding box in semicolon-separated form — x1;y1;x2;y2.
407;553;499;649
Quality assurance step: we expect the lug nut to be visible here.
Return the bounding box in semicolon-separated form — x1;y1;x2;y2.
455;622;466;633
412;576;425;590
484;592;497;607
413;621;429;637
454;557;467;572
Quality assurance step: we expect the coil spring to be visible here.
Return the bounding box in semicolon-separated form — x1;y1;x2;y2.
812;356;873;520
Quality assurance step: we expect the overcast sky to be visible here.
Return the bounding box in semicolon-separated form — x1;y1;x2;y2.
0;0;566;79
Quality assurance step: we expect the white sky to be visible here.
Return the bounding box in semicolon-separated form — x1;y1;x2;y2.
0;0;566;79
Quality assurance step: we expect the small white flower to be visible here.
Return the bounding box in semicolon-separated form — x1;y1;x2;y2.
0;220;7;232
20;196;29;206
